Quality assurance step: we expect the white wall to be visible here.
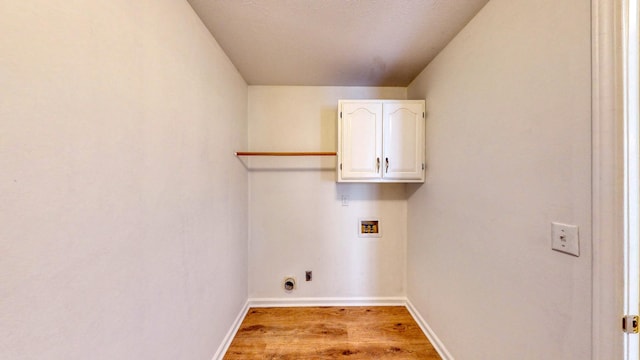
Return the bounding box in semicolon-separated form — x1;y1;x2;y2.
247;86;410;300
0;1;248;359
406;0;592;359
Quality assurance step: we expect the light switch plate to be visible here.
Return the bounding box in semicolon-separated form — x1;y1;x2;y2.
551;222;579;257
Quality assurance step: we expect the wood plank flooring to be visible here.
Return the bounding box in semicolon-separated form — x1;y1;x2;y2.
224;306;441;359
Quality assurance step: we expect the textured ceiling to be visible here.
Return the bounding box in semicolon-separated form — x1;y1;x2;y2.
187;0;489;86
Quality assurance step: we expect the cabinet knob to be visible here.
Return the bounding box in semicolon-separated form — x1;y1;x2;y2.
385;157;389;173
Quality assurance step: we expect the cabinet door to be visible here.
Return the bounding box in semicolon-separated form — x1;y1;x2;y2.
339;102;383;180
382;102;425;180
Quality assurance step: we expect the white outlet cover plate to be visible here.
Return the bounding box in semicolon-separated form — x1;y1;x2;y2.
341;195;349;206
551;222;579;257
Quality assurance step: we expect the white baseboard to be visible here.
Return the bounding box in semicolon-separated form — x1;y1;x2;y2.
405;299;453;360
214;297;452;360
211;300;250;360
248;296;407;308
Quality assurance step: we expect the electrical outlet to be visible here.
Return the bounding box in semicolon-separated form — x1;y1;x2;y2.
551;222;579;257
341;195;349;206
305;271;312;281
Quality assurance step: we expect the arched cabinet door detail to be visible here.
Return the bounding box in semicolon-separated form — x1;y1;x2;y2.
337;99;425;183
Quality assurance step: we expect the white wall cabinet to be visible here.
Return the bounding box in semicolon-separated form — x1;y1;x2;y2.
337;100;425;183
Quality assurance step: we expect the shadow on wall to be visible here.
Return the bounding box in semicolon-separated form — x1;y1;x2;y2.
336;183;408;202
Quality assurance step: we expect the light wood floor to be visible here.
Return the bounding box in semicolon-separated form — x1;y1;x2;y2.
223;306;441;359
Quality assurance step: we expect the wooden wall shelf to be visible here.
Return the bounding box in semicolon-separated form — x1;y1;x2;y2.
234;151;337;157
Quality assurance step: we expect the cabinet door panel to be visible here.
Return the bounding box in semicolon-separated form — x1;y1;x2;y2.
383;102;424;180
340;102;382;180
